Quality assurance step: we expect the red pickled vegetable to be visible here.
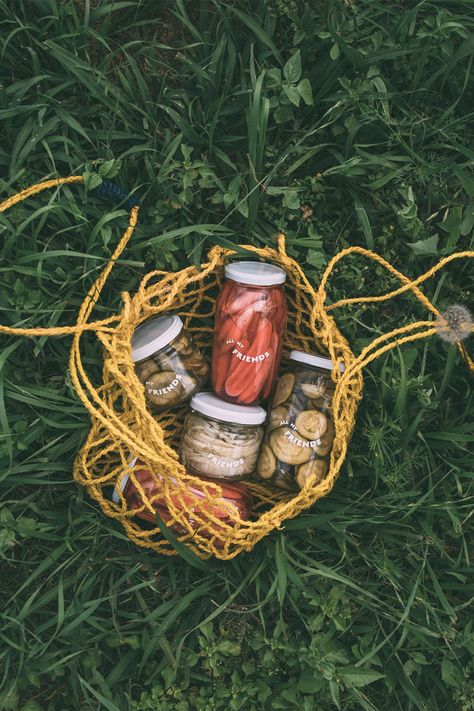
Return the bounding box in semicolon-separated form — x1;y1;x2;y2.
213;348;232;392
211;267;287;404
116;464;252;546
228;289;268;315
224;319;273;399
245;311;262;343
219;315;240;346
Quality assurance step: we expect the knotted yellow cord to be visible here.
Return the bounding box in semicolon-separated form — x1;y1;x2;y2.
1;176;472;559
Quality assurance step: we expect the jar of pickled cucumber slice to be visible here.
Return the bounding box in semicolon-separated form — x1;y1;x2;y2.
256;351;344;491
132;314;209;411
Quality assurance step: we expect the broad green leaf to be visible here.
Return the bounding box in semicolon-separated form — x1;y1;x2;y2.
460;203;474;235
441;658;461;688
297;671;324;694
266;67;282;86
283;50;301;83
237;200;249;217
297;78;313;105
453;165;474;199
228;175;241;195
283;85;301;107
339;666;385;688
223;192;234;208
283;189;300;210
266;186;287;195
98;159;121;178
274;104;293;123
294;28;305;45
82;171;102;192
407;235;439;256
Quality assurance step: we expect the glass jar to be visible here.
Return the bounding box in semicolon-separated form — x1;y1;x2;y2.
180;392;266;481
132;313;208;411
211;261;287;405
112;459;252;544
256;351;344;491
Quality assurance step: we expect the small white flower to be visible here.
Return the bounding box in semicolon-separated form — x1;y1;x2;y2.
436;304;473;343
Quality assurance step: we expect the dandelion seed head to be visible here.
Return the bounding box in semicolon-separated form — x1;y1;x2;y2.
436;304;473;343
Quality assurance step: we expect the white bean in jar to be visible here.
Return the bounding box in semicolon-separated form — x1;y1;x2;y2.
180;392;266;481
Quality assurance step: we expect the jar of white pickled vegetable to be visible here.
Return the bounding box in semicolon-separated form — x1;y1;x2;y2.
180;392;266;481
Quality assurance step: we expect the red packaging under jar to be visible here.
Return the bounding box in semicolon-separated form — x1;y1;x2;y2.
112;461;252;545
211;261;287;405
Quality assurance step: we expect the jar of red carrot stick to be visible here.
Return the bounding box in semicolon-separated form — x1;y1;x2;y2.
112;459;252;546
211;261;287;405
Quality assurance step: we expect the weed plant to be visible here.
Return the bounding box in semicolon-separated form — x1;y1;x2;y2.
0;1;473;709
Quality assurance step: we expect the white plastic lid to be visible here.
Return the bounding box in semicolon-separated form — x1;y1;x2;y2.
132;314;183;362
290;350;345;373
190;392;266;425
225;261;286;286
112;455;138;503
112;472;130;503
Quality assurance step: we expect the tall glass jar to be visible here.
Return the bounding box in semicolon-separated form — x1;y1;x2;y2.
132;313;208;411
180;392;266;481
256;351;344;490
211;261;287;406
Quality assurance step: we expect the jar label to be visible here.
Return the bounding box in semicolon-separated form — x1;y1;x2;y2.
279;419;322;447
146;372;181;396
231;346;271;363
206;453;245;469
284;427;320;449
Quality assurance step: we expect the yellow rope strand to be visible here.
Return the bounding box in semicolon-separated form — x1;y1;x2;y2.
0;318;120;337
319;245;474;372
0;176;83;212
0;176;134;338
1;176;472;560
323;246;473;316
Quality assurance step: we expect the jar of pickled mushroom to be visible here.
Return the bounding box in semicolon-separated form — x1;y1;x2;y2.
256;351;344;491
112;459;252;544
180;392;266;481
211;261;287;405
132;314;208;411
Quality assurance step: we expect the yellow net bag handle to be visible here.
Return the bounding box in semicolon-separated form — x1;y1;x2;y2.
315;245;473;385
0;176;139;336
0;175;474;376
0;177;143;450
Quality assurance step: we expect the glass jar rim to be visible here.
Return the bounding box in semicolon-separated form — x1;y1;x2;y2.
289;350;345;373
132;313;183;362
225;261;286;286
190;392;266;425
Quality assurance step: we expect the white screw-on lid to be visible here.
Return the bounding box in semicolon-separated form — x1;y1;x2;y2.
190;392;266;425
225;261;286;286
112;455;138;503
290;350;345;373
112;472;130;503
132;314;183;362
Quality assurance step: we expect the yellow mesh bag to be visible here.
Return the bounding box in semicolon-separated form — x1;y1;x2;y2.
1;177;473;560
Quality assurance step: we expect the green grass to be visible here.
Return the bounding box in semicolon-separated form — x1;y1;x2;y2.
1;1;473;709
